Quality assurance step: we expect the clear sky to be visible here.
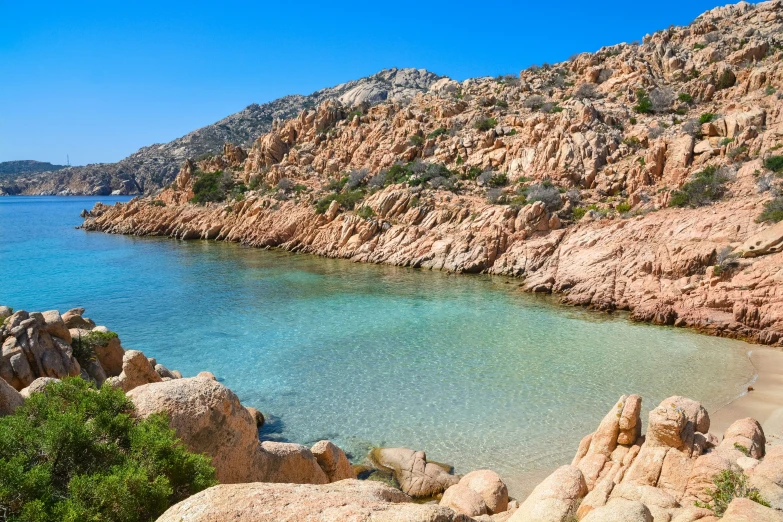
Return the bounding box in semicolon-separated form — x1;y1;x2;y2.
0;0;748;165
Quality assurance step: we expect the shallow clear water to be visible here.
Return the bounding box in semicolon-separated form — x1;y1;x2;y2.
0;196;755;495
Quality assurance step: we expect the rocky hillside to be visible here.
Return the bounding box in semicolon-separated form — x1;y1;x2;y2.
0;160;67;176
85;1;783;346
0;69;441;197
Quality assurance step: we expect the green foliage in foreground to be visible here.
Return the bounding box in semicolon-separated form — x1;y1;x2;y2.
669;166;730;208
694;469;770;516
0;378;216;522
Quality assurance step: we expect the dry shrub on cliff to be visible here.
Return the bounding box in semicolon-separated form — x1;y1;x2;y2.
669;165;732;208
525;181;563;211
575;83;601;100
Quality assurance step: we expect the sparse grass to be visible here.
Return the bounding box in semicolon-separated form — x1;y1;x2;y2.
694;469;770;517
758;197;783;223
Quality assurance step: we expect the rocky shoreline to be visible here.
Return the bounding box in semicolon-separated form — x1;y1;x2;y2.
2;305;782;521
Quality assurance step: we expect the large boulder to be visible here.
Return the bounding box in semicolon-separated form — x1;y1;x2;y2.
106;350;162;392
156;480;468;522
311;440;356;482
371;447;459;498
508;465;587;522
128;376;263;483
40;310;71;344
440;483;488;517
19;377;59;398
257;441;328;485
61;308;95;329
458;469;508;514
94;335;124;377
738;220;783;258
0;377;23;415
717;418;765;460
721;497;783;522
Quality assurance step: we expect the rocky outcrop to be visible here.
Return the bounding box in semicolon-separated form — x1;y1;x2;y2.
106;349;163;392
508;465;587;522
1;309;81;390
311;440;356;482
440;470;509;517
156;480;471;522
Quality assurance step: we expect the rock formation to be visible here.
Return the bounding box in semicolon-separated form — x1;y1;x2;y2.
83;1;783;346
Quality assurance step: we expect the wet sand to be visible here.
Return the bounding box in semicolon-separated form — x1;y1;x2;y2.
710;346;783;446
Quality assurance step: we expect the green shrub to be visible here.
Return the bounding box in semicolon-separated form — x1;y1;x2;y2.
314;190;365;214
326;176;349;192
678;92;693;103
506;129;517;136
427;127;448;139
190;170;233;204
572;207;587;220
461;166;482;180
409;135;424;146
693;43;706;50
355;206;375;219
616;201;632;213
629;117;638;125
150;200;166;207
71;331;119;363
699;113;716;124
633;89;652;114
764;155;783;173
487;172;508;187
495;100;509;109
474;117;498;131
0;378;216;522
758;197;783;223
765;85;776;96
694;469;769;516
669;165;731;208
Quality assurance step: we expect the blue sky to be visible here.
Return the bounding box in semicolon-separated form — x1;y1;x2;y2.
0;1;746;165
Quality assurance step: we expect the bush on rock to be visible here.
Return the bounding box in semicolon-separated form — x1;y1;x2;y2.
0;377;216;522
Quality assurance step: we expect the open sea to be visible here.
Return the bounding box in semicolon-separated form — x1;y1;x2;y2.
0;196;755;495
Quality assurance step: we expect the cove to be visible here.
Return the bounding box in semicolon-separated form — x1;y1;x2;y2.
0;196;755;496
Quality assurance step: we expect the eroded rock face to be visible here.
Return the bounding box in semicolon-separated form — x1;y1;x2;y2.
156;480;468;522
371;447;459;498
458;470;509;514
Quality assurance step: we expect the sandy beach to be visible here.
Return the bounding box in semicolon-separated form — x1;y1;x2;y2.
710;346;783;445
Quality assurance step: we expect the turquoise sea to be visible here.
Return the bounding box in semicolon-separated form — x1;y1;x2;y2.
0;196;755;495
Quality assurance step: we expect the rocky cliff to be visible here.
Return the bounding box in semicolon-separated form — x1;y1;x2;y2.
84;1;783;346
0;69;441;196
